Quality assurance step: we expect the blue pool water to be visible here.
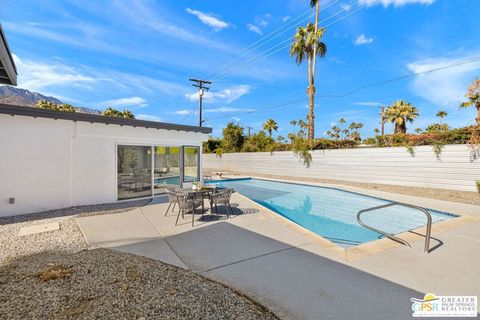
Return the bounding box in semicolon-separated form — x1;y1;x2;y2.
208;178;457;248
155;176;180;186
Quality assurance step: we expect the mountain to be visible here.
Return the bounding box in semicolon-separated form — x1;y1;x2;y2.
0;86;63;107
0;86;102;114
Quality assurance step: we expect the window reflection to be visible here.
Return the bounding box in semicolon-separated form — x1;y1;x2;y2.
117;145;152;200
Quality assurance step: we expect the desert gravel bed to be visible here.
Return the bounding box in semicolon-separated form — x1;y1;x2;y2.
0;249;278;320
0;200;150;265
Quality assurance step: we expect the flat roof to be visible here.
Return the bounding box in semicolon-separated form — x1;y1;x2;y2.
0;24;17;86
0;103;212;134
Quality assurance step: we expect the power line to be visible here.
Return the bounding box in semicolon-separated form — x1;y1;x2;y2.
203;10;314;79
210;1;362;82
203;56;480;123
178;107;196;124
316;56;480;98
203;0;343;80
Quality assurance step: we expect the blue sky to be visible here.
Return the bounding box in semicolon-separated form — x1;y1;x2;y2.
1;0;479;137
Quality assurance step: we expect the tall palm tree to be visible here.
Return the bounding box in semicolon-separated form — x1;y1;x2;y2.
461;78;480;125
310;0;320;85
263;118;278;137
290;22;327;145
373;128;380;136
290;119;298;134
436;110;447;124
384;100;419;133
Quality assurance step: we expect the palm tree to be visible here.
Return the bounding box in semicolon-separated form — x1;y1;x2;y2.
415;128;423;134
263;118;278;137
122;109;135;119
384;100;419;133
373;128;380;136
436;110;447;124
290;22;327;145
461;78;480;125
290;119;298;134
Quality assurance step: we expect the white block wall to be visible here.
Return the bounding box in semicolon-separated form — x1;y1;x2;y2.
203;145;480;192
0;114;208;217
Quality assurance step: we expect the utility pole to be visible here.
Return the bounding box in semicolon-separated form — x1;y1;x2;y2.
189;78;212;127
379;106;385;136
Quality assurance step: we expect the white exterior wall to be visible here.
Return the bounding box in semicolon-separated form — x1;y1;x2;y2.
0;114;208;217
203;146;480;192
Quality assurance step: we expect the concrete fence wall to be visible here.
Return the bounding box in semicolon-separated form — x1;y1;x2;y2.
203;145;480;192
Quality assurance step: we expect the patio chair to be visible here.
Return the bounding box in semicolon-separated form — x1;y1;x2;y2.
209;188;234;219
175;191;203;227
165;187;180;216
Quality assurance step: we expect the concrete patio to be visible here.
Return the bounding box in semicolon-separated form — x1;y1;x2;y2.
75;186;480;320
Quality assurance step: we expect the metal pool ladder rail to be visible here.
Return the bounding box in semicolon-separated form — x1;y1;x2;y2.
357;202;433;253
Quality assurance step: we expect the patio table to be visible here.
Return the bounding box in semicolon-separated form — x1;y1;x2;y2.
182;186;217;214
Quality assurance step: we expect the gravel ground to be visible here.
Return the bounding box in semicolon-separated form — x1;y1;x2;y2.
0;249;278;320
207;171;480;206
0;200;150;265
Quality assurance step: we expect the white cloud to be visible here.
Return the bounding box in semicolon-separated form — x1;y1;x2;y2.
330;122;336;127
353;102;383;106
204;107;255;113
103;96;148;108
282;16;291;22
340;3;352;11
359;0;435;7
247;14;270;35
185;85;251;103
231;117;241;122
136;114;163;122
175;110;193;115
12;54;188;104
255;17;269;27
12;54;95;91
354;34;374;45
247;24;262;35
407;53;480;107
186;8;229;31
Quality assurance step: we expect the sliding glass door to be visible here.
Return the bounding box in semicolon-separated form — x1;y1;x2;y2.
117;144;200;200
153;146;181;195
117;145;152;200
183;146;200;183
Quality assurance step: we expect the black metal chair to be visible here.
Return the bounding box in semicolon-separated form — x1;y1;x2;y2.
175;191;203;227
209;188;234;219
165;187;180;216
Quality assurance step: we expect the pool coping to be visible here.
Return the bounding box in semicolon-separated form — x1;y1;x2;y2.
214;175;480;261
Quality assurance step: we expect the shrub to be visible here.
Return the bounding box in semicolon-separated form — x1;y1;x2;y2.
203;138;222;154
313;138;357;150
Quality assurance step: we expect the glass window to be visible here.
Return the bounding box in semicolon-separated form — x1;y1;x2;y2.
183;146;199;183
117;145;152;200
153;146;181;194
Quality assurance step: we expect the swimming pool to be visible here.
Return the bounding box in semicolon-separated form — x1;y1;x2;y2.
208;178;457;248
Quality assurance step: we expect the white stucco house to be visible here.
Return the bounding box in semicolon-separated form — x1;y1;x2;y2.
0;104;212;217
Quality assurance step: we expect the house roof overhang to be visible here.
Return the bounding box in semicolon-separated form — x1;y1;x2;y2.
0;103;213;134
0;24;17;86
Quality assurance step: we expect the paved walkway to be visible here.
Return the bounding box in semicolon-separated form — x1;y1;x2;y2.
75;190;480;320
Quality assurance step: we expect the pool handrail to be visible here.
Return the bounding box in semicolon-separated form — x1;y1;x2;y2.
356;202;432;253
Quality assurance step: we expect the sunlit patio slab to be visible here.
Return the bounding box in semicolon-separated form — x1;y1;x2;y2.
75;210;161;247
203;236;420;320
112;239;187;269
166;222;293;272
